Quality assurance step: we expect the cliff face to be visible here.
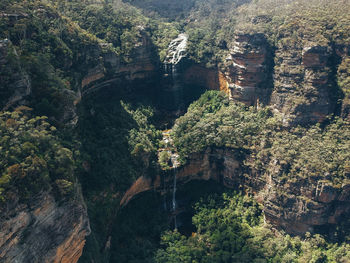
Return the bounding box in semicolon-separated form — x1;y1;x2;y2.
0;39;31;111
0;191;90;263
218;33;346;126
222;33;271;106
183;65;229;94
261;173;350;234
120;148;242;207
270;42;336;126
121;147;350;236
80;29;159;97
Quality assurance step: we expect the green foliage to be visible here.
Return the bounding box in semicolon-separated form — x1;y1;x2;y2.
155;192;350;263
174;91;350;185
338;57;350;96
0;107;77;202
249;119;350;185
0;0;103;119
172;91;273;163
159;151;171;169
109;192;168;263
78;97;161;192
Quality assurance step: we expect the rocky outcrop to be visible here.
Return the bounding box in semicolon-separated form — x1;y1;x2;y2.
260;172;350;235
0;191;90;263
121;147;350;236
270;41;336;126
81;28;159;97
337;53;350;121
219;33;345;126
222;33;270;105
0;39;31;110
183;65;229;93
120;148;243;207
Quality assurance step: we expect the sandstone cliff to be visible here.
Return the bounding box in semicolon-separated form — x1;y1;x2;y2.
80;28;159;97
0;190;90;263
270;41;336;126
121;147;350;236
222;33;271;106
219;33;346;126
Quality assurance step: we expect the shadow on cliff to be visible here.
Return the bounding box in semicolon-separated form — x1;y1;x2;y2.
76;86;160;263
110;180;226;263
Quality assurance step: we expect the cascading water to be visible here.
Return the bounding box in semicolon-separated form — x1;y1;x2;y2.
160;34;187;228
164;33;188;66
159;129;180;229
163;34;188;115
172;158;178;229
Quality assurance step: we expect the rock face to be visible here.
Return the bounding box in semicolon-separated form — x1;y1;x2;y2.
219;33;345;126
120;148;242;207
183;65;230;93
81;28;159;97
223;33;271;106
270;42;336;126
121;147;350;236
0;191;90;263
337;52;350;121
259;171;350;235
0;39;31;110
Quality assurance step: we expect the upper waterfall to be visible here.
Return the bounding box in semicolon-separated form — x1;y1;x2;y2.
164;33;188;65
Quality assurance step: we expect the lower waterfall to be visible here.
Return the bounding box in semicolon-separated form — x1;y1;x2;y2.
172;164;177;229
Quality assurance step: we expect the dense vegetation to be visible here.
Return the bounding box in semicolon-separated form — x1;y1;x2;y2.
0;0;350;262
172;91;274;163
173;91;350;185
156;192;350;263
249;119;350;185
0;107;77;203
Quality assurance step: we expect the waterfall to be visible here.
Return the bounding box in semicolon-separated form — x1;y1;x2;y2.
164;33;188;66
172;169;177;229
172;160;178;229
163;173;167;211
163;34;188;114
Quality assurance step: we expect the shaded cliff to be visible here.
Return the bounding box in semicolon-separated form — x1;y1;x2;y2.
81;28;160;98
0;39;31;111
270;41;338;126
121;146;350;236
217;32;345;126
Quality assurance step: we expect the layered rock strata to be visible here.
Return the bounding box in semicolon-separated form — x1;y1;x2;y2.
270;42;336;126
81;28;159;97
0;191;90;263
223;33;270;105
121;148;350;236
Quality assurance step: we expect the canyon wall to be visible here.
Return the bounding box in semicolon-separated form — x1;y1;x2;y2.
121;147;350;235
270;42;336;126
220;32;348;126
0;190;90;263
80;29;159;97
222;33;271;106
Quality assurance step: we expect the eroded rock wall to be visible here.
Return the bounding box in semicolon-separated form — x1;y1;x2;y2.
222;33;271;106
270;42;336;126
121;147;350;236
81;29;159;97
0;191;90;263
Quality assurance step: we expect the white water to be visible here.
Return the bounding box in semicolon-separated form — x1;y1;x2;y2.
162;32;186;224
172;168;177;229
163;33;188;115
164;33;188;65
